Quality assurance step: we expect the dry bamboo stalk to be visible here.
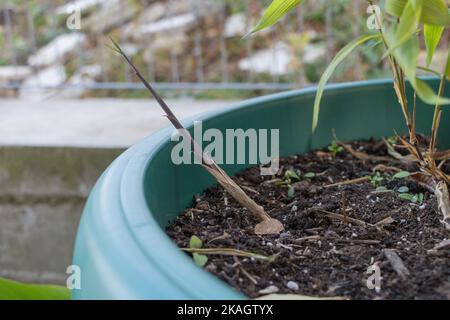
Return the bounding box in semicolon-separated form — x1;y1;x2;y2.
109;39;283;235
309;208;370;227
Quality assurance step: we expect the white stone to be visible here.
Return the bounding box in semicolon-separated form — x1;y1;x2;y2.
28;33;87;67
72;64;102;81
138;2;166;25
124;2;166;39
85;0;137;33
120;43;140;57
143;32;187;56
19;65;66;100
286;281;299;291
224;13;247;38
59;64;102;98
302;44;326;64
0;66;32;82
139;13;197;35
238;42;293;76
55;0;107;15
258;285;279;295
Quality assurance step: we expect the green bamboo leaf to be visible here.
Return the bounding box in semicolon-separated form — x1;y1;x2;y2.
250;0;305;35
413;78;450;105
421;2;450;26
312;33;381;131
424;24;444;66
386;0;407;17
397;0;421;44
0;277;70;300
387;29;419;81
386;0;449;26
385;0;421;56
386;26;450;105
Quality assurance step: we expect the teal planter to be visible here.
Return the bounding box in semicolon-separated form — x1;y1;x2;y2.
72;79;450;299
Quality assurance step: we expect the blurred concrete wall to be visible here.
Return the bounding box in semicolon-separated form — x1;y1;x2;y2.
0;147;123;284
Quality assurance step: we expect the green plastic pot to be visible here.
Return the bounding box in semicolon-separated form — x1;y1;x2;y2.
72;79;450;299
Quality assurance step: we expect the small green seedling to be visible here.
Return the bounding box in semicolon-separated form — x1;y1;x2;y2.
397;185;424;204
277;169;301;186
287;185;295;198
369;172;384;187
189;235;208;267
375;186;389;192
393;171;411;179
328;140;344;157
284;169;300;181
277;169;301;198
386;136;397;145
398;192;424;204
304;172;316;179
278;170;316;197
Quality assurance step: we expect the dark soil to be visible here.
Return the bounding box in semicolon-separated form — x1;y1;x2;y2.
166;137;450;300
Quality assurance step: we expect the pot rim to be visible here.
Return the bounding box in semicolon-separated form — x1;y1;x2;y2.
115;79;402;299
77;78;448;299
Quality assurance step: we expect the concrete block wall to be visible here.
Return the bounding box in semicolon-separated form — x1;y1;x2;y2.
0;147;123;284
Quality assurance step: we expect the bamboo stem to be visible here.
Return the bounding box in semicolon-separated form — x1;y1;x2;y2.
109;39;283;235
429;75;446;154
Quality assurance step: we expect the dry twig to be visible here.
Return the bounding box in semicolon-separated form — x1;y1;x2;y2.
382;138;414;161
427;239;450;255
308;208;371;227
182;248;277;262
109;38;283;235
292;236;379;246
323;176;370;188
333;134;391;162
240;267;258;285
374;216;395;227
293;235;321;243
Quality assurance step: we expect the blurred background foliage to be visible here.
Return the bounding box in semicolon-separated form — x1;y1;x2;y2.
0;0;446;100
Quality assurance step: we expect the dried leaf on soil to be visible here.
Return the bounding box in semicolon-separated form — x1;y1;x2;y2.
435;181;450;230
383;249;410;280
